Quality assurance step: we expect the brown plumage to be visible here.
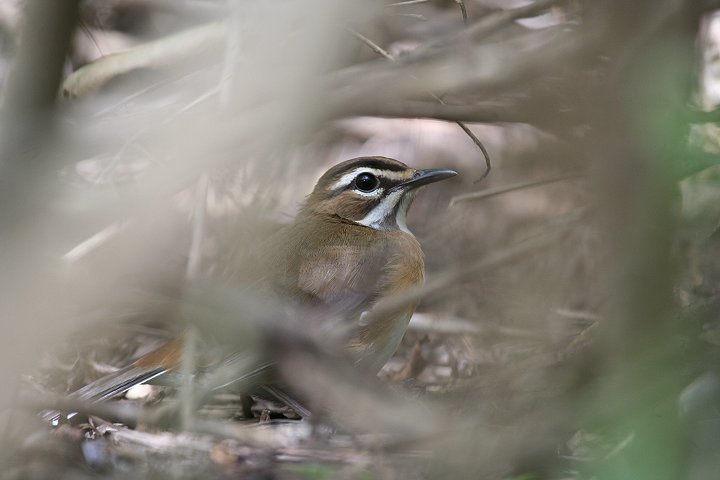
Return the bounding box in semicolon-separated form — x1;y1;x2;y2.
68;156;457;406
259;212;425;371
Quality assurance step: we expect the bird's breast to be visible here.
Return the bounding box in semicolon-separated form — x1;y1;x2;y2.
263;216;425;371
347;230;425;370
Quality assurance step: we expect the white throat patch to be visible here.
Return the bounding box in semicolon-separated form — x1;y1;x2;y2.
355;189;414;235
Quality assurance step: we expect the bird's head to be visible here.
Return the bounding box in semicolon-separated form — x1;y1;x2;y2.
302;156;457;234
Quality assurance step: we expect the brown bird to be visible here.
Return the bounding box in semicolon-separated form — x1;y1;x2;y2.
69;156;457;410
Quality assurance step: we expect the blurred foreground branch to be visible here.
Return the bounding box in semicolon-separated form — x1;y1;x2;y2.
0;0;80;415
62;22;227;98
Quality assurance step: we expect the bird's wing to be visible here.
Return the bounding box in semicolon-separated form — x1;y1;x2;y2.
288;226;425;371
294;240;389;321
260;215;390;325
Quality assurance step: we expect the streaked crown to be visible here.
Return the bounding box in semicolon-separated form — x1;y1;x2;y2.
302;156;456;234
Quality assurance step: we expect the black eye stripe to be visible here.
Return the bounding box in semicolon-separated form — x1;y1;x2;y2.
379;176;396;190
373;175;401;192
326;172;402;197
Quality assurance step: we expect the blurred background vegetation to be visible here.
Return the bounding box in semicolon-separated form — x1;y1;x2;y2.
0;0;719;478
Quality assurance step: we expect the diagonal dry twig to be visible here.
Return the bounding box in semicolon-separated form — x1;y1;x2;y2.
456;0;469;25
347;27;492;181
386;0;431;6
62;22;228;98
449;173;584;206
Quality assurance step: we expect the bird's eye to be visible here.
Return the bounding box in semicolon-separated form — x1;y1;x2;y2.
354;172;379;192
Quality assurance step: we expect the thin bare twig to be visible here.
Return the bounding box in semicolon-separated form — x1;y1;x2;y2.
348;27;493;182
456;0;469;25
186;174;209;280
450;173;584;206
346;28;393;60
386;0;430;7
456;120;491;182
390;13;428;21
556;309;601;322
78;20;104;58
62;220;131;263
559;318;599;359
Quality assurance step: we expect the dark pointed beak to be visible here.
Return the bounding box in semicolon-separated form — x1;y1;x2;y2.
400;168;458;189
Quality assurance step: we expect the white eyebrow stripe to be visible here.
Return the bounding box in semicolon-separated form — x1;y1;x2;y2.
330;167;410;191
